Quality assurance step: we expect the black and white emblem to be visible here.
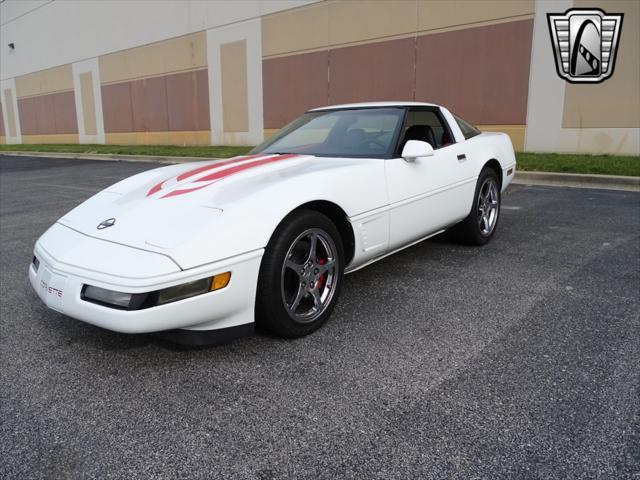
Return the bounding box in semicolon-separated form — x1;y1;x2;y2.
97;218;116;230
547;8;623;83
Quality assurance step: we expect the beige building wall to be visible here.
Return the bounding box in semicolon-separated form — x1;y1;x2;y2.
0;0;637;153
262;0;535;57
417;0;534;31
98;32;208;85
262;0;535;150
14;64;74;99
98;32;211;145
13;64;78;144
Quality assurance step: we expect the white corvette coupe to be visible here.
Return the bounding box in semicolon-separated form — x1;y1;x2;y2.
30;102;515;344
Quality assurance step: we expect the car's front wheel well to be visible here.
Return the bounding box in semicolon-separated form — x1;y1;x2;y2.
286;201;355;266
483;159;503;188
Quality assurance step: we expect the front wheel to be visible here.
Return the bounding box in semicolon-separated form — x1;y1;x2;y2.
453;168;501;245
256;210;344;338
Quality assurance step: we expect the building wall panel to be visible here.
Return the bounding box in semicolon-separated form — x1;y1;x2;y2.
130;76;169;133
415;20;533;125
263;50;329;129
17;97;37;135
166;69;210;132
101;82;134;133
52;91;79;134
19;96;50;135
35;94;57;135
329;37;415;105
102;68;210;135
19;91;78;135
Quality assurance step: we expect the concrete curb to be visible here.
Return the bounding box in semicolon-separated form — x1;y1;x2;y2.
2;151;639;192
513;170;640;192
0;151;209;164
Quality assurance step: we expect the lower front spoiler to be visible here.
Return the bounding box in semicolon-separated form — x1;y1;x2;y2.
156;322;255;346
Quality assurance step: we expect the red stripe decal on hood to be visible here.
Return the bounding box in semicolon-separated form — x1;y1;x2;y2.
147;181;164;197
197;154;298;182
159;182;212;199
159;154;299;199
146;154;264;197
176;154;264;182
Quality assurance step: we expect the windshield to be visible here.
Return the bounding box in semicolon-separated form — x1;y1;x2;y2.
251;108;405;158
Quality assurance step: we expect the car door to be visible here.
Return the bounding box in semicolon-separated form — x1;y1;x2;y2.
385;107;477;250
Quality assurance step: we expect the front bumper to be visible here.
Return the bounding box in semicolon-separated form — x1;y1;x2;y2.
29;226;263;337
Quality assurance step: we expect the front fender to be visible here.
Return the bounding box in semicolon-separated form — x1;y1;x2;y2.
168;158;387;269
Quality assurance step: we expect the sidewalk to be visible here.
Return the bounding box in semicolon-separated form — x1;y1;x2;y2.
2;150;639;192
512;170;640;192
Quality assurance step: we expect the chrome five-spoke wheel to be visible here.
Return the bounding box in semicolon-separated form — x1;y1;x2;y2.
477;177;499;236
257;209;344;337
281;228;338;323
453;167;501;245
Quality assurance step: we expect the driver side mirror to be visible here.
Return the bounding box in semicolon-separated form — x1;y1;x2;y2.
401;140;434;162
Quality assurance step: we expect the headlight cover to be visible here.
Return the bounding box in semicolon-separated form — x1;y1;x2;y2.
156;278;210;305
83;285;133;308
81;272;231;310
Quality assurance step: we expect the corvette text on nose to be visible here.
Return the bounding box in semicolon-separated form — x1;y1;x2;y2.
40;280;63;298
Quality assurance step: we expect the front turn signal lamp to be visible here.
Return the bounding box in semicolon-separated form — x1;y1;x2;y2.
210;271;231;291
82;271;231;310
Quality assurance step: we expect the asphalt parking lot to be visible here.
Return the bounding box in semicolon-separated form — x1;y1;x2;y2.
1;155;638;479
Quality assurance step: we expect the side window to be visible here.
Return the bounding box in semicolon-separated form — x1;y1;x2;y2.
453;114;481;140
399;109;453;151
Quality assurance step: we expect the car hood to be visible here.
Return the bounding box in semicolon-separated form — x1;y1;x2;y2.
56;153;374;269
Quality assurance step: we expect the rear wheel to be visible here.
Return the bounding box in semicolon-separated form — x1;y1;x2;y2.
454;167;501;245
256;210;344;338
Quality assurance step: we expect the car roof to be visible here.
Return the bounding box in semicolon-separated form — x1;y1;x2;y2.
309;101;440;112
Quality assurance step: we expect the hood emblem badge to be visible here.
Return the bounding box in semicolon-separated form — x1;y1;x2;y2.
97;218;116;230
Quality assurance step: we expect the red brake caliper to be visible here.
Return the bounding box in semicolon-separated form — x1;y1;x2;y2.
316;257;327;290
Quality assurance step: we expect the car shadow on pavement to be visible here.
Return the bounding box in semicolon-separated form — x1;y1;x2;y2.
42;308;290;353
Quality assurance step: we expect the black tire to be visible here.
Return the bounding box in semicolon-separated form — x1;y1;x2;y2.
256;209;345;338
453;167;501;245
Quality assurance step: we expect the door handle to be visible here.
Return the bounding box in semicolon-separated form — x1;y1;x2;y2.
457;154;467;161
